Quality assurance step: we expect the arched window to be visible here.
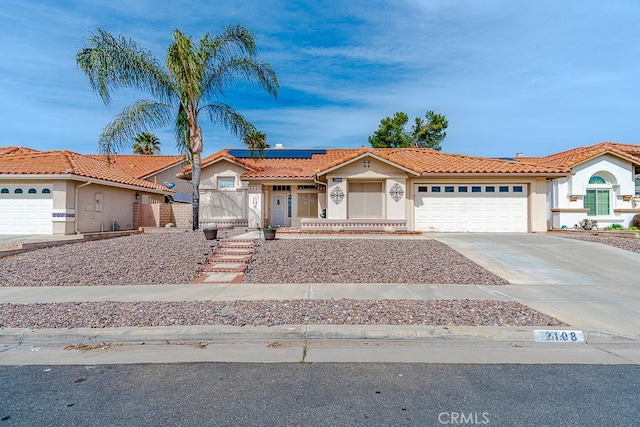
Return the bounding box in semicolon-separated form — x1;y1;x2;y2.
0;188;8;194
14;188;23;194
42;188;51;194
584;174;610;216
28;188;37;194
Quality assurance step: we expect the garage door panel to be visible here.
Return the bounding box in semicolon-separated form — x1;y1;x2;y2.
0;192;53;235
415;184;528;232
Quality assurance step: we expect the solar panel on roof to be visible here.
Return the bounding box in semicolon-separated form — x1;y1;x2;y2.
227;149;326;159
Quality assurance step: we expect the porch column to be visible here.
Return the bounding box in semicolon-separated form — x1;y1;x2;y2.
248;185;262;228
326;176;347;219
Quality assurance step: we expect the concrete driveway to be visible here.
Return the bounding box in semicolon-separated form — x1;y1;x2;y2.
431;233;640;338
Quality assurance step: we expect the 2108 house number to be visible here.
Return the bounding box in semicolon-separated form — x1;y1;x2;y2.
534;330;585;342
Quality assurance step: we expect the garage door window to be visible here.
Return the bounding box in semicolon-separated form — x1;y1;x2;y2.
42;189;51;194
14;189;22;194
472;186;481;193
349;182;383;218
0;188;8;194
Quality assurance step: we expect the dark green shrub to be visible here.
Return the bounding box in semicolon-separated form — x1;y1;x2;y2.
611;223;623;229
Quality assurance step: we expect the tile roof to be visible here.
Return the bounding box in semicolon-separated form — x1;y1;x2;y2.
0;150;169;191
87;154;187;179
515;142;640;168
0;146;40;155
373;149;571;174
192;147;571;179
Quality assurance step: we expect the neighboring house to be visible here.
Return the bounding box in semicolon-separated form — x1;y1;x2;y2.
0;148;171;235
517;142;640;229
179;146;571;233
88;154;191;202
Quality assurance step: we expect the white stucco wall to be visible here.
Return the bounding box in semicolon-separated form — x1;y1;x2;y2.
385;178;406;220
549;154;639;228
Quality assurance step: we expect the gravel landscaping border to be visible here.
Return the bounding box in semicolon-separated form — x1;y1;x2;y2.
244;239;508;285
553;232;640;254
0;299;565;328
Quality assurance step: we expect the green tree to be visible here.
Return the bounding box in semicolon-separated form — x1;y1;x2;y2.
369;111;448;150
133;132;161;154
242;130;270;158
409;111;448;150
368;112;411;148
77;26;279;230
244;130;270;150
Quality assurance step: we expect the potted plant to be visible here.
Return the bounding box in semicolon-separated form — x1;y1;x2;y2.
263;225;277;240
202;224;218;240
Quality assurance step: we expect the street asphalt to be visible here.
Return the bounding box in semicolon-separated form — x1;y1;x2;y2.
1;232;639;364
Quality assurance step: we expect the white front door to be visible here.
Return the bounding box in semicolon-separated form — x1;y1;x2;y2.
270;194;286;226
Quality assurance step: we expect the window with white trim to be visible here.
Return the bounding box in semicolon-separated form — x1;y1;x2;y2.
635;177;640;196
584;175;611;216
297;193;318;218
348;182;383;218
217;177;235;190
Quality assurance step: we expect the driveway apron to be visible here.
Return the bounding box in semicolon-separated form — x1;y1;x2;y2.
431;233;640;338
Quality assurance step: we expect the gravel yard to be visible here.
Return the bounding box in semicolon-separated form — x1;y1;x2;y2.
554;232;640;254
0;299;565;328
244;239;508;285
0;231;213;286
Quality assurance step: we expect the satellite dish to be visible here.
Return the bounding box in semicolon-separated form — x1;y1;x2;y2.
164;182;176;189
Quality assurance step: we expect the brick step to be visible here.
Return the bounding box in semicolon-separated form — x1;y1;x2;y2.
218;244;255;250
208;254;252;263
200;263;247;273
214;248;254;255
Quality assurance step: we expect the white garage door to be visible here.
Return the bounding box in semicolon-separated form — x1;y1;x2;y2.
0;184;53;234
415;184;528;232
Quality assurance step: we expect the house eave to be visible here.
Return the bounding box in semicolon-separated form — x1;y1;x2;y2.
0;174;170;194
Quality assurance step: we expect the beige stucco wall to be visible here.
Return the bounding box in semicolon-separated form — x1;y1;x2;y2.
323;157;411;221
76;183;159;233
144;163;192;197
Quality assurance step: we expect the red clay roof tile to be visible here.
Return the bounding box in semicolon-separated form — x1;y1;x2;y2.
0;150;169;191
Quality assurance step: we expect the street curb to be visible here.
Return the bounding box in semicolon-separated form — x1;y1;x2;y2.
1;325;636;346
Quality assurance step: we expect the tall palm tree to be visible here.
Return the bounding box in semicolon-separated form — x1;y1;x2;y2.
133;132;161;155
77;26;279;230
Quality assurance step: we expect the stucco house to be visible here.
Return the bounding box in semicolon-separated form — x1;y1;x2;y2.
179;146;572;233
517;142;640;229
0;148;175;235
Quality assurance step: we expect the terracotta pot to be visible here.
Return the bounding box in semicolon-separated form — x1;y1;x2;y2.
263;229;276;240
203;229;218;240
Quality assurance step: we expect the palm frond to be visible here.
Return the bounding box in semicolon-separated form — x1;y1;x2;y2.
200;102;254;139
98;100;174;155
167;30;203;104
174;103;190;158
202;56;279;99
77;28;175;105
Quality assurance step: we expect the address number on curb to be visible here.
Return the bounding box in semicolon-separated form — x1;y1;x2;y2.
534;330;585;342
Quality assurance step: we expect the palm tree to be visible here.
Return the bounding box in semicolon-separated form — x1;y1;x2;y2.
77;26;279;230
133;132;161;154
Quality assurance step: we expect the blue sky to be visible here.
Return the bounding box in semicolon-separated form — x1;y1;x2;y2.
1;0;639;158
